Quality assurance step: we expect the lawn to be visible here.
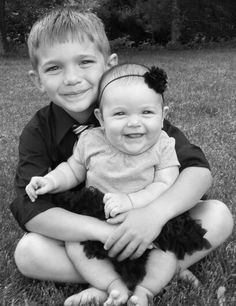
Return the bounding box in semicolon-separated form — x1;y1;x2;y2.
0;47;235;305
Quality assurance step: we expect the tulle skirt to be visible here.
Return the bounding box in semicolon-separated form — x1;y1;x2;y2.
54;186;211;290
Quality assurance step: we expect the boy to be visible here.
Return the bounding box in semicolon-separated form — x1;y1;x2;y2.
11;6;233;306
25;63;211;306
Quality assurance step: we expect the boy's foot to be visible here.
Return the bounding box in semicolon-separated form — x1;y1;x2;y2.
64;287;107;306
104;278;129;306
128;285;153;306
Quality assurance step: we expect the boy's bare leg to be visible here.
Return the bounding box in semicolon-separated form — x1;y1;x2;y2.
128;249;177;306
175;199;233;288
14;233;85;283
179;200;233;272
65;242;130;306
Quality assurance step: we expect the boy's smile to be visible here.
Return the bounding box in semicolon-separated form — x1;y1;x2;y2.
30;39;116;122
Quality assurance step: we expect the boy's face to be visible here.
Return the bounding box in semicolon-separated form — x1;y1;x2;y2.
95;81;168;155
30;39;117;122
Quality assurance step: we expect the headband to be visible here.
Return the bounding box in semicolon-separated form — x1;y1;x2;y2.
99;66;167;102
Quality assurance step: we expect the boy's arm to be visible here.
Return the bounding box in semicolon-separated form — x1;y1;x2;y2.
128;166;179;208
10;115;97;239
10;122;59;231
26;207;114;243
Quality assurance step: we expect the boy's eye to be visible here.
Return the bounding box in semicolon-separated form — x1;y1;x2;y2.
80;60;95;66
45;66;60;72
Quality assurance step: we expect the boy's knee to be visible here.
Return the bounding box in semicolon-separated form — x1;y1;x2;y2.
191;200;233;246
14;233;44;276
204;200;233;244
212;200;234;237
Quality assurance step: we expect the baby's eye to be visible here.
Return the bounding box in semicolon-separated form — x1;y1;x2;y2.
143;110;154;115
114;111;125;116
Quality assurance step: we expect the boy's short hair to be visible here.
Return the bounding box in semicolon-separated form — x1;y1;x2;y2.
28;7;111;70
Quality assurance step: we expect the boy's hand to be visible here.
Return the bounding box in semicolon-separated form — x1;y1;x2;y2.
104;206;165;261
104;193;133;219
25;176;55;202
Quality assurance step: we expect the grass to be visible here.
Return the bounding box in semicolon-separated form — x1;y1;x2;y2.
0;47;235;305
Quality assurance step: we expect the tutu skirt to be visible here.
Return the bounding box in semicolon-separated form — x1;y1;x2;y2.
54;187;211;290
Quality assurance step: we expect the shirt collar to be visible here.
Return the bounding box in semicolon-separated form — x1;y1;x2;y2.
51;102;99;145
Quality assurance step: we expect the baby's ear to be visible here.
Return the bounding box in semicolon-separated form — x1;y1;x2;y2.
94;108;104;128
162;106;169;128
28;70;45;92
163;106;169;119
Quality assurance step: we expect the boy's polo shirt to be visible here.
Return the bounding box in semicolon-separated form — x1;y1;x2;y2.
10;102;210;231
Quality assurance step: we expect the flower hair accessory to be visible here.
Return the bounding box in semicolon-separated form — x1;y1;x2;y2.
99;65;168;102
143;66;168;94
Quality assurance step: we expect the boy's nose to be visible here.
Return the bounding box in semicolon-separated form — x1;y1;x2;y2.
63;68;82;85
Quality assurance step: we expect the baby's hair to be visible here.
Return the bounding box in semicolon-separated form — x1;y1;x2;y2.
28;6;110;70
98;63;168;107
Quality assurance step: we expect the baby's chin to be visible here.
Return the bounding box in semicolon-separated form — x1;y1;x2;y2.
117;146;151;156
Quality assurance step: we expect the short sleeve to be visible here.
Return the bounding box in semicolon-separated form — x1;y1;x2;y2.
156;131;180;170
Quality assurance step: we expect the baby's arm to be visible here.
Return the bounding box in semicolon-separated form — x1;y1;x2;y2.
25;175;56;202
25;158;86;202
129;165;179;208
104;166;179;218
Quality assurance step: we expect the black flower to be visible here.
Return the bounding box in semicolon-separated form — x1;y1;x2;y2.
143;66;168;94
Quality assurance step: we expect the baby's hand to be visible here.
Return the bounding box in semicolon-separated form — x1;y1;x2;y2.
25;176;54;202
103;193;133;218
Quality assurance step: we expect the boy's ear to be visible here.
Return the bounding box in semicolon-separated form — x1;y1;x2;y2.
28;70;45;93
94;108;104;128
107;53;118;69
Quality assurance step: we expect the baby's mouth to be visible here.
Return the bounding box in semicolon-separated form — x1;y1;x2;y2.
125;133;144;138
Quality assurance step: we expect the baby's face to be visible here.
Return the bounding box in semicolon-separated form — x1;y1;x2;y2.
100;81;165;155
33;38;109;122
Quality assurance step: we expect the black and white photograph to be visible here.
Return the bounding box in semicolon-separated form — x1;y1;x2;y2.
0;0;235;305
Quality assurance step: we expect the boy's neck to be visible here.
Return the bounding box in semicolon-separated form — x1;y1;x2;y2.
64;105;94;124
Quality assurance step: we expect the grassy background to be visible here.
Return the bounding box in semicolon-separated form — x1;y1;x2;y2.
0;47;235;305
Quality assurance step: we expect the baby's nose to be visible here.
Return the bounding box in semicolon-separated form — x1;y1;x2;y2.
127;115;141;126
